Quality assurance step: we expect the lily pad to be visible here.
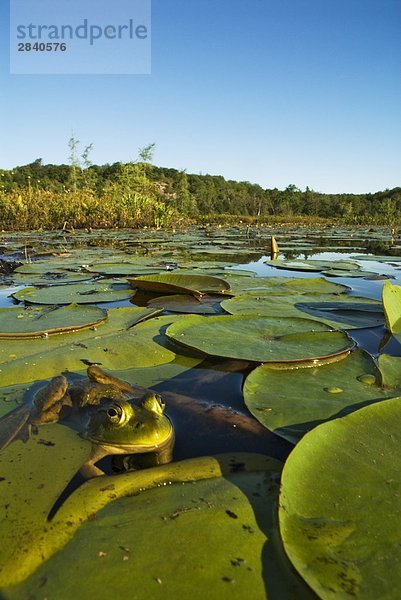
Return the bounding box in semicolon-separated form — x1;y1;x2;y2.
12;272;93;285
321;269;379;278
267;259;360;272
14;262;84;274
382;280;401;333
353;255;401;263
221;293;383;329
228;276;349;296
167;315;353;363
1;453;313;599
12;282;133;305
147;294;223;314
0;425;92;587
129;273;230;299
0;308;178;386
0;304;108;338
279;395;401;600
243;349;399;443
84;262;162;276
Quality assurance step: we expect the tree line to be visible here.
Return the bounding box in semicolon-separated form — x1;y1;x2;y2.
0;157;400;229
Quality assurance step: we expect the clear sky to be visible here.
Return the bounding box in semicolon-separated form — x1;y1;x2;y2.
0;0;400;193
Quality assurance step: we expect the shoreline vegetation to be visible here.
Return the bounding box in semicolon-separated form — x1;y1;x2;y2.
0;158;400;231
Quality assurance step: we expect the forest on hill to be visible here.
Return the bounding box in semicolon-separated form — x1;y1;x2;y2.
0;157;400;230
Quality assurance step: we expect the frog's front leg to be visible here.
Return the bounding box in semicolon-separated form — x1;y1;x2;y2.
32;375;71;425
79;444;109;479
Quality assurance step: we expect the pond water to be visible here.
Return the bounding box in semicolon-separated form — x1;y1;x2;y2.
1;225;401;596
1;225;400;464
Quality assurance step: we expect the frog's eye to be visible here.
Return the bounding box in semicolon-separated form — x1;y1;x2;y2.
141;392;165;417
106;404;123;424
155;394;165;412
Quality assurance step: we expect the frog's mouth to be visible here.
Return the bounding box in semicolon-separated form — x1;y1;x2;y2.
84;423;175;454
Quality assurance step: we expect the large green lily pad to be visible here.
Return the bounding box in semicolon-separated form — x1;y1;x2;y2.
1;453;314;599
129;273;230;298
0;304;108;338
243;349;399;443
221;293;383;329
279;395;401;599
0;308;179;386
228;276;349;296
0;425;92;587
12;282;133;305
382;280;401;333
167;315;353;363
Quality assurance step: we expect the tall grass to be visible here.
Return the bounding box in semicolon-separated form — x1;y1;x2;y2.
0;188;187;231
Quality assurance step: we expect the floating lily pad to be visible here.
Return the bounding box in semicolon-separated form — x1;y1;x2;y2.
1;453;313;599
321;269;379;278
147;294;223;314
0;425;92;587
293;299;383;329
353;255;401;263
376;354;401;387
221;293;383;329
14;262;84;274
129;273;230;299
382;280;401;333
267;259;360;272
0;305;108;338
12;282;133;305
0;308;177;386
167;315;353;363
279;395;401;600
243;349;399;443
84;262;162;276
12;272;93;285
228;276;349;296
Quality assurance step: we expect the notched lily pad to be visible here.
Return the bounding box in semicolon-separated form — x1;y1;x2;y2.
0;425;91;587
279;395;401;599
382;280;401;333
243;349;399;443
12;282;133;305
1;453;314;599
0;304;108;338
129;273;230;299
267;259;360;272
229;276;349;296
0;308;176;386
221;293;383;329
167;315;352;363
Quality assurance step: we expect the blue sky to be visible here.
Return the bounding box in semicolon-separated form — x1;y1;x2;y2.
0;0;400;193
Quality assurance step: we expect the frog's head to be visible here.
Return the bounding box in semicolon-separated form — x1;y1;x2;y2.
84;392;173;453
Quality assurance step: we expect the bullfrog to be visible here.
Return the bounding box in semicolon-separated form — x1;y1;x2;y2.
0;367;175;478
